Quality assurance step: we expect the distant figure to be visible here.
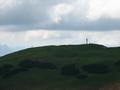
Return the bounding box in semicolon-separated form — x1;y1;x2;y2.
86;38;89;44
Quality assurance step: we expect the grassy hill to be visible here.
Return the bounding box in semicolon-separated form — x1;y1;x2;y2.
0;44;120;90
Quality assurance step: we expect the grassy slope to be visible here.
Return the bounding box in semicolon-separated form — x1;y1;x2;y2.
0;44;120;90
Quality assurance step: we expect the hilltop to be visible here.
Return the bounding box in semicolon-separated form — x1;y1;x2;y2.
0;44;120;90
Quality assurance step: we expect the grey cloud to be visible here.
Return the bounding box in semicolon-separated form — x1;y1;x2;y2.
0;0;120;31
3;18;120;32
51;17;120;30
0;0;71;25
0;0;51;25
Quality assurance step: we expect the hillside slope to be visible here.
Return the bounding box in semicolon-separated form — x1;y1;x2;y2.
0;44;120;90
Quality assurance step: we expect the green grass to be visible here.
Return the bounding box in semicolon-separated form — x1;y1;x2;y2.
0;44;120;90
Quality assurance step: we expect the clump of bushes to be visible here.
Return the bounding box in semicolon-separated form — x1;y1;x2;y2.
76;74;88;79
2;67;29;78
0;60;57;78
115;60;120;66
81;64;109;74
114;60;120;71
0;64;13;75
19;60;56;69
37;62;56;69
61;64;80;76
60;64;88;79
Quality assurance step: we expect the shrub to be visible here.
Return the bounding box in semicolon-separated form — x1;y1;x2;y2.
114;60;120;71
2;67;29;78
2;64;13;68
2;60;57;79
77;74;88;79
82;64;109;74
37;62;56;69
115;60;120;66
19;60;56;69
0;64;13;75
18;60;37;68
61;64;80;76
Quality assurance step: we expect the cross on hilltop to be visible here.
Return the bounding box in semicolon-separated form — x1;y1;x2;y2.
86;38;89;44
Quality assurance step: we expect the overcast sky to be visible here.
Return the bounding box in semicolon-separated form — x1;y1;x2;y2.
0;0;120;55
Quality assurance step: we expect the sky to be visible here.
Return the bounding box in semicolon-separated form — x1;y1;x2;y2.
0;0;120;55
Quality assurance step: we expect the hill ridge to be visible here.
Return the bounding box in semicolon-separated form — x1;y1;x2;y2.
0;44;120;90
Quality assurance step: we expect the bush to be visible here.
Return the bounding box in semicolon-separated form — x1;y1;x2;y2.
0;64;13;75
77;74;88;79
2;67;29;78
115;60;120;66
18;60;37;68
2;60;57;79
114;60;120;71
19;60;56;69
61;64;80;76
2;64;13;68
37;62;56;69
82;64;109;74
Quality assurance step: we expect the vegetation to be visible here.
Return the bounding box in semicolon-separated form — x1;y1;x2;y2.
0;44;119;90
81;64;110;74
61;64;80;76
0;64;13;75
77;74;88;79
18;60;57;69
